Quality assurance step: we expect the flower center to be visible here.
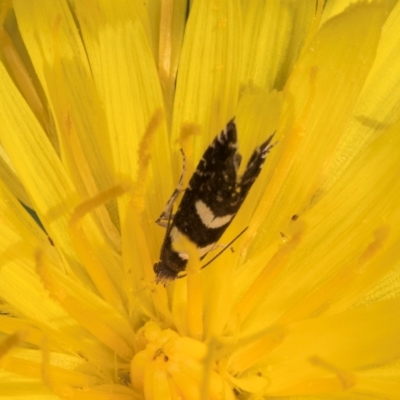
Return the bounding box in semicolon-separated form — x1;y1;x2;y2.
130;322;234;399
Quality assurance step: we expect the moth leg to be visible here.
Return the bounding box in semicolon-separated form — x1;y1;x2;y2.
156;216;173;229
156;148;187;228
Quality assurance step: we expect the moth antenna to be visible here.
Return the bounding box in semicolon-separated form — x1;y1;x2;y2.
200;227;248;270
174;228;248;280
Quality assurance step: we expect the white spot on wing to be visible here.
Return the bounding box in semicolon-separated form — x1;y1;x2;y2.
195;200;235;229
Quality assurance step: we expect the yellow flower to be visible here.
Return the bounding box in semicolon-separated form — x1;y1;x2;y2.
0;0;400;399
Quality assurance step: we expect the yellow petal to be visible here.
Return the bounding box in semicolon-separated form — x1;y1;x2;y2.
321;0;400;192
153;0;188;114
13;0;116;202
0;146;31;207
241;0;316;90
241;119;400;334
0;61;77;252
171;0;241;162
261;298;400;395
356;360;400;398
249;1;388;256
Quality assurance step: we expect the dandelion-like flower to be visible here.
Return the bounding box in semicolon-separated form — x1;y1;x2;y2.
1;1;400;399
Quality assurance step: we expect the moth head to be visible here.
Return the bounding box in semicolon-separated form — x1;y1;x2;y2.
155;263;189;284
153;252;188;283
153;260;175;283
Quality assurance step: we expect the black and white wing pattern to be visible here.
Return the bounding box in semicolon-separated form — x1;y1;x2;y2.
154;120;274;282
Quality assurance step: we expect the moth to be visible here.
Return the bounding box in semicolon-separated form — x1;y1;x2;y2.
154;120;274;282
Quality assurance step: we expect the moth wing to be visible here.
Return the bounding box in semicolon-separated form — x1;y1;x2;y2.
240;134;275;196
